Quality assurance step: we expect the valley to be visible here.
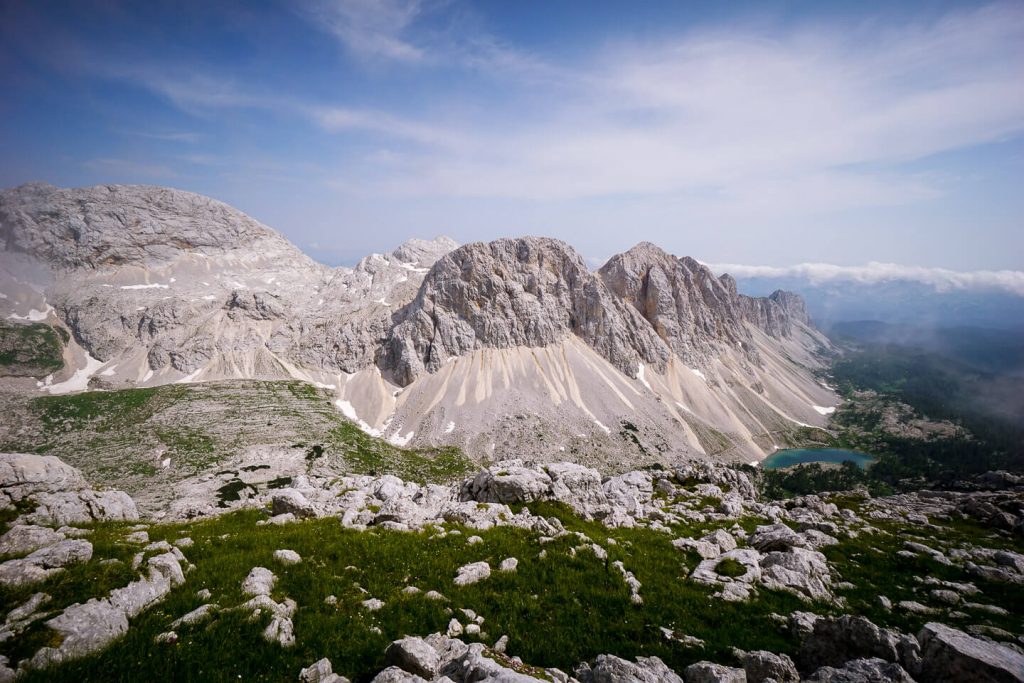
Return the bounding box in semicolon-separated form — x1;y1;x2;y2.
0;184;1021;682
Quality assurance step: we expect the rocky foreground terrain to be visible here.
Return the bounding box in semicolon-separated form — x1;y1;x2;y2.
1;182;836;466
0;447;1021;682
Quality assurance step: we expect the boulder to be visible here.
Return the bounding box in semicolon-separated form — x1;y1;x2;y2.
748;524;806;552
24;490;139;526
804;658;915;682
683;661;747;683
917;622;1024;683
274;549;302;565
461;464;552;505
299;657;348;683
799;616;901;672
454;561;491;586
703;529;738;554
739;650;799;682
759;547;833;602
0;539;93;587
441;642;540;682
0;525;65;556
242;567;277;596
370;667;429;682
29;599;129;668
264;615;295;647
272;490;316;519
582;653;684;682
384;636;441;679
0;453;88;499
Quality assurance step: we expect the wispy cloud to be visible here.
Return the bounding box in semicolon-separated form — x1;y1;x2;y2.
311;106;462;146
117;129;203;143
82;158;178;179
324;2;1024;211
708;262;1024;297
298;0;425;62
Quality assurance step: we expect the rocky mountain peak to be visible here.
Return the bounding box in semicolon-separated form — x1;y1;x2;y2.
769;289;811;326
598;242;750;364
390;236;460;267
0;183;306;270
381;237;669;385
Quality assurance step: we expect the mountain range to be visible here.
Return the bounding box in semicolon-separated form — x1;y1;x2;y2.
0;183;836;466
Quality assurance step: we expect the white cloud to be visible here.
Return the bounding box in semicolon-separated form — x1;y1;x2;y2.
311;106;462;147
707;262;1024;297
291;0;1024;238
56;1;1024;247
298;0;425;62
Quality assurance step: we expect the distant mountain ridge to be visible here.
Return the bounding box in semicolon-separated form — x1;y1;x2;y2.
1;183;836;467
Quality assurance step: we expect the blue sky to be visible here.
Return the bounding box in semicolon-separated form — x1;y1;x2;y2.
1;0;1022;272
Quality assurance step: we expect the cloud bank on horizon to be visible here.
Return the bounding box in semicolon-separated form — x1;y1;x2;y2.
0;1;1022;270
708;262;1024;297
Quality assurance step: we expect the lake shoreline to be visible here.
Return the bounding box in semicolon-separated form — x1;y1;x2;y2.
761;447;876;470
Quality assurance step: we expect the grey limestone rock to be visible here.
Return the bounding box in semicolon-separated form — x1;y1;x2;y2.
917;622;1024;683
384;636;441;679
0;525;65;556
798;616;903;672
804;658;915;682
383;237;671;385
738;650;799;682
582;653;685;682
242;566;277;596
683;661;748;683
454;561;491;586
0;539;92;587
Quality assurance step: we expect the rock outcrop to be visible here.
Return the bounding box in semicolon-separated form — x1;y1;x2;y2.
383;237;670;385
0;453;138;526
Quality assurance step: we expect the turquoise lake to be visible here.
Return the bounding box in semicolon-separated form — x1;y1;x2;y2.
760;448;876;470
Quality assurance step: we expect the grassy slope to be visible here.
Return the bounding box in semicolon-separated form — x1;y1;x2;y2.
2;496;1018;682
0;381;474;493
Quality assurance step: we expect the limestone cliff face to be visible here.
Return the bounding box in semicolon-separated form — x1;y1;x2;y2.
382;238;669;386
598;242;751;366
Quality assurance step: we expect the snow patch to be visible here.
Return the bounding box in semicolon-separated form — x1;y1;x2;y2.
689;367;707;382
7;305;52;322
161;458;171;469
100;365;118;377
120;283;169;290
389;430;415;447
334;399;383;437
0;292;7;299
593;419;611;434
675;401;693;415
142;369;154;383
444;421;456;434
635;363;652;391
813;405;836;415
201;295;217;301
42;353;104;394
